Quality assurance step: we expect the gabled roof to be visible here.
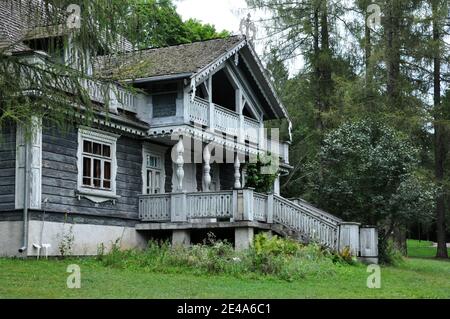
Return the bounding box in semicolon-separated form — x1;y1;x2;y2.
95;36;291;127
94;35;245;80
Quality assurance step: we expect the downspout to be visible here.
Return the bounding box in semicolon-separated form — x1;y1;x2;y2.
18;141;29;254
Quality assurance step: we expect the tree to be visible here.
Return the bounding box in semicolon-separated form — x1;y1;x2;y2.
123;0;229;48
311;119;435;256
430;0;449;259
183;19;230;43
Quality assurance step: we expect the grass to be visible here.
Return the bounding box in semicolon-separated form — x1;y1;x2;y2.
0;238;450;299
407;239;450;259
0;252;449;298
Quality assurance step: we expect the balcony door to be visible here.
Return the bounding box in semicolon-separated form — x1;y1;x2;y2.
142;146;166;195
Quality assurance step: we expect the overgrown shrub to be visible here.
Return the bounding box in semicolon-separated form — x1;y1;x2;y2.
97;233;350;281
379;238;404;265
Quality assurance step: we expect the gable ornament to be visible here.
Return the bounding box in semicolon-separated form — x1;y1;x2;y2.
239;13;257;44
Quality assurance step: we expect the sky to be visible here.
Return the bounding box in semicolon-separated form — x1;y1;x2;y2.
175;0;303;75
176;0;249;35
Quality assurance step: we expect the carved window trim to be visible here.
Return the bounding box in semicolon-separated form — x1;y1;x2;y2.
77;127;120;203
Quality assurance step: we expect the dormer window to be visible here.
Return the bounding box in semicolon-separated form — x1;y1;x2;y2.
152;93;177;118
24;36;66;65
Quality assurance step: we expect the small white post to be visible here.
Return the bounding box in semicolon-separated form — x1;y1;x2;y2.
266;194;274;224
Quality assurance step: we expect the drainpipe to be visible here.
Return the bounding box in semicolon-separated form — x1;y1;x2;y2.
18;142;29;254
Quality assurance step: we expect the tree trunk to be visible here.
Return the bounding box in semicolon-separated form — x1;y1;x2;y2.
385;1;401;108
432;0;448;259
313;6;322;132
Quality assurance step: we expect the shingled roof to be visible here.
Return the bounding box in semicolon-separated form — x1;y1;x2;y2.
94;35;245;80
0;0;132;53
0;0;54;51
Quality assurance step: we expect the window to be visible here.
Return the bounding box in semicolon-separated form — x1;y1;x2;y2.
143;146;165;195
77;128;119;202
82;140;112;190
152;93;177;118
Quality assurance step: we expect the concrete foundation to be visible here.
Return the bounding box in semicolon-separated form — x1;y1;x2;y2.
234;227;254;251
0;221;23;257
0;220;147;257
172;229;191;247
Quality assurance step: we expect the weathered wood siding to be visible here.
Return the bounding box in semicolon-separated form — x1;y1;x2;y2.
0;124;16;211
41;126;142;220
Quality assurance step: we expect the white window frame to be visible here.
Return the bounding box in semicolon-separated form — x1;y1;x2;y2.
142;143;166;195
77;127;119;203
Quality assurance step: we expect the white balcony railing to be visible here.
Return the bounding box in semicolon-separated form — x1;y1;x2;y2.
243;116;260;142
188;96;209;126
138;190;340;249
186;191;234;219
214;104;240;136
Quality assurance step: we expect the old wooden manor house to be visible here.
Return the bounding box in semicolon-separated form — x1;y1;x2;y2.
0;2;378;262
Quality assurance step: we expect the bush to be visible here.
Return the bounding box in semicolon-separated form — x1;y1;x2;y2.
97;233;349;281
379;238;404;265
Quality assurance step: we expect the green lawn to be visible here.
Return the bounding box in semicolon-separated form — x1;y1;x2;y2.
0;256;449;299
407;239;450;259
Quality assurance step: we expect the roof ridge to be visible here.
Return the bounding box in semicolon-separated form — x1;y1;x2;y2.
101;34;244;58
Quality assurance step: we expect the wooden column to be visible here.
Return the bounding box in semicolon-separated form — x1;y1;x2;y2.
203;144;211;191
175;135;184;191
234;152;241;189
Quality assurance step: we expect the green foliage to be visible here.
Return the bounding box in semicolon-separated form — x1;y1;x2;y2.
123;0;229;48
245;154;278;193
335;246;357;265
379;239;405;266
310;119;435;231
98;234;341;282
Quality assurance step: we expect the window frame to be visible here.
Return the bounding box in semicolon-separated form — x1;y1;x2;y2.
77;127;119;202
142;144;166;195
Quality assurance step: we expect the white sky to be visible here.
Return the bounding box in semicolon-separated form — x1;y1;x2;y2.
176;0;248;35
175;0;304;75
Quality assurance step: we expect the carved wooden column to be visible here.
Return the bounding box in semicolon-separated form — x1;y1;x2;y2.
203;144;211;191
234;152;241;189
175;135;184;191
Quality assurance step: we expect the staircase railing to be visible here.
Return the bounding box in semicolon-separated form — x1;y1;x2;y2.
272;195;339;249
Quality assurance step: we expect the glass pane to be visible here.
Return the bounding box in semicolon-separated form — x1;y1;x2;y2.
103;145;111;158
104;161;111;180
154;171;160;188
83;157;91;177
103;180;111;189
154;171;161;194
147;170;152;194
93;159;101;178
93;159;101;186
93;178;101;187
83;141;92;153
93;143;102;155
83;177;91;186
